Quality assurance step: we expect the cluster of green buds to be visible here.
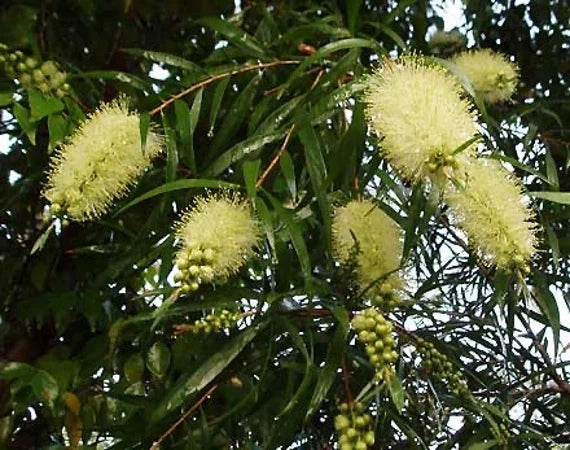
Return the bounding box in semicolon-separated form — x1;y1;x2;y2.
173;245;216;294
351;308;398;382
190;310;241;334
371;279;402;311
416;338;469;396
0;43;69;97
490;421;511;447
426;149;460;174
335;402;375;450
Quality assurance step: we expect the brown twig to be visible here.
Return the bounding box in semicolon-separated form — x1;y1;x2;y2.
255;124;295;189
150;384;219;450
150;60;300;116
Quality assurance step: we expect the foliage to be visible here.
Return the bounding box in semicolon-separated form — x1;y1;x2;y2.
0;0;569;449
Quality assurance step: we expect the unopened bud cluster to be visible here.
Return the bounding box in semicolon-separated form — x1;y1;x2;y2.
190;309;241;334
335;402;375;450
491;422;511;446
371;279;402;311
0;43;69;97
416;339;468;396
426;149;460;174
174;246;216;294
351;308;398;381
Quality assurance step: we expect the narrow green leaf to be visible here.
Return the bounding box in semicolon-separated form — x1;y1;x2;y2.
243;159;261;198
297;114;332;254
533;273;560;350
529;191;570;204
209;76;230;134
346;0;363;34
174;100;196;172
281;38;380;97
204;131;283;177
139;112;150;155
388;375;405;413
266;193;312;285
0;362;36;380
151;323;265;423
545;150;559;190
199;17;266;57
280;151;296;200
121;48;200;72
255;197;276;256
162;112;178;182
77;71;150;90
114;179;239;215
306;308;349;418
211;73;261;154
31;221;56;255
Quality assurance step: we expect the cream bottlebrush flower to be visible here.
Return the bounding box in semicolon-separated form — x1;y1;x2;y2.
365;55;478;182
453;49;519;103
332;199;403;295
447;158;538;270
43;99;162;221
173;193;261;293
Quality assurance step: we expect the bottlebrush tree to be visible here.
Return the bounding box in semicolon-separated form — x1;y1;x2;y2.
1;1;569;449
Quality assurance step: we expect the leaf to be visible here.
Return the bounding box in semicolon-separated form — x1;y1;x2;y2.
296;114;332;254
204;131;283;177
545;150;559;189
533;273;560;351
0;362;36;380
210;73;262;154
162;111;178;183
388;375;405;413
77;71;150;91
13;102;37;145
266;193;312;286
280;151;296;200
174;99;196;172
139;112;150;154
151;323;266;423
208;76;230;134
114;179;239;215
489;153;550;184
198;17;266;57
31;221;56;255
146;342;171;377
28;89;64;121
243;159;261;198
47;114;68;151
346;0;363;34
31;370;59;406
121;48;200;72
0;89;14;106
124;354;145;384
529;191;570;204
306;308;349;418
281;38;381;97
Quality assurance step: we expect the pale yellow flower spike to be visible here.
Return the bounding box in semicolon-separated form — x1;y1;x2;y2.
332;199;403;298
447;159;538;270
365;54;478;182
43;98;162;221
173;193;261;293
453;49;519;104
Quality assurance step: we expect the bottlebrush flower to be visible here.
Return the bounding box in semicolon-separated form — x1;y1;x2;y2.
364;54;478;182
332;199;403;295
446;158;538;269
43;98;162;221
453;49;519;103
173;193;261;293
